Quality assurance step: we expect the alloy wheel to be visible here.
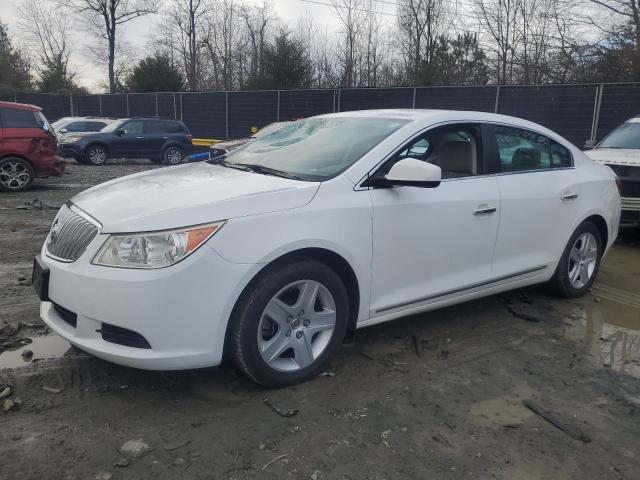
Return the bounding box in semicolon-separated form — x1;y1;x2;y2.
257;279;337;372
567;232;598;289
0;161;31;190
166;148;182;165
88;147;106;165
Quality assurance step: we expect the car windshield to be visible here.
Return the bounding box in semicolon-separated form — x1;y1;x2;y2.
253;122;292;139
223;116;409;181
599;121;640;149
51;117;72;129
101;119;127;132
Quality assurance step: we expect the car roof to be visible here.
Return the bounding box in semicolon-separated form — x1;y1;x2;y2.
0;100;40;112
325;109;569;144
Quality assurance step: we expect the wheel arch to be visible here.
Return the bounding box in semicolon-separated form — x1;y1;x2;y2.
223;247;361;360
582;214;609;249
0;153;36;171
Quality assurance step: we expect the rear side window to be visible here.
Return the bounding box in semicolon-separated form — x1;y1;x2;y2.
486;125;572;172
164;121;186;134
0;107;38;128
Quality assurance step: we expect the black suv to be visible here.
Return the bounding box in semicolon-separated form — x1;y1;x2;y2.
59;117;193;166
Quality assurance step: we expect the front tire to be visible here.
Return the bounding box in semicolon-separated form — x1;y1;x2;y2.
0;157;34;192
229;259;349;387
550;221;603;298
84;145;108;166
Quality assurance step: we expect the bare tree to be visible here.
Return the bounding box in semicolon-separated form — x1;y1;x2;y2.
240;1;275;85
17;0;74;89
329;0;368;87
474;0;519;84
172;0;209;91
202;0;238;90
396;0;448;85
65;0;158;93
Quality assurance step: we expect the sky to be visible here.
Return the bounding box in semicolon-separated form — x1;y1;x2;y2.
1;0;383;92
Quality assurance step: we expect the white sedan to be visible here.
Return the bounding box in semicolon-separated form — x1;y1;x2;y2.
33;110;621;387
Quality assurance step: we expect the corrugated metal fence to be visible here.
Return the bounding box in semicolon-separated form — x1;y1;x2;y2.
3;83;640;146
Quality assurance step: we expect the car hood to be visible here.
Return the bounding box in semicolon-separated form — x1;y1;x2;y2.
71;162;320;233
585;148;640;167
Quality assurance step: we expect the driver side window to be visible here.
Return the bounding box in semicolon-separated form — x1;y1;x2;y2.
392;124;482;179
121;121;143;134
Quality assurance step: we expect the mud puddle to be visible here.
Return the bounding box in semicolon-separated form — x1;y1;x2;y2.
0;333;71;369
563;241;640;377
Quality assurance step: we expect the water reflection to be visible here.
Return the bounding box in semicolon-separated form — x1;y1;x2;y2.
0;333;71;370
565;284;640;378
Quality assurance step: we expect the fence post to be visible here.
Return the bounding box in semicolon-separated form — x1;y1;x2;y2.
180;92;183;120
173;93;177;119
276;90;280;122
591;84;604;141
126;94;130;117
69;94;74;116
155;92;159;117
98;95;103;116
412;87;417;108
225;91;229;140
494;85;501;113
332;90;336;113
337;89;341;112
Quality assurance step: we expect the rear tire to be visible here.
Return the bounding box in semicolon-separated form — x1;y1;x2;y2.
164;146;183;165
0;157;35;192
550;221;603;298
229;259;349;388
84;145;108;166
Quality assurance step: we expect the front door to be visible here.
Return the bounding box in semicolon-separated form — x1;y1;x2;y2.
110;120;144;157
369;123;501;318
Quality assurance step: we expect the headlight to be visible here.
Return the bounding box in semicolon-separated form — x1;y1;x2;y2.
62;136;81;143
92;221;225;269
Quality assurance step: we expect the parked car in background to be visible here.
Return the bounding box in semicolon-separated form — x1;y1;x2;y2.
584;117;640;224
208;121;293;160
0;101;64;192
34;110;620;387
52;117;115;142
59;117;193;166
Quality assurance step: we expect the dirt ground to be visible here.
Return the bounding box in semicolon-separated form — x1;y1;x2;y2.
1;161;639;480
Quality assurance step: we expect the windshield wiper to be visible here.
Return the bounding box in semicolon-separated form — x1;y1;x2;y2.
232;163;304;181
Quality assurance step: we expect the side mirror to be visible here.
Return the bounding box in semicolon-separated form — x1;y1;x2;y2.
115;128;125;136
375;158;441;188
583;139;596;150
59;128;68;133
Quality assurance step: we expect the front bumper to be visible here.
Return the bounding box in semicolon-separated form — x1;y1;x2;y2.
38;234;254;370
59;143;83;160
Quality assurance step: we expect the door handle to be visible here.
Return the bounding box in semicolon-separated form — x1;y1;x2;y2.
473;206;497;215
561;192;578;201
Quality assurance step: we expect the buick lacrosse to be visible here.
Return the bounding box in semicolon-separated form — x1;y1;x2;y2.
33;110;621;387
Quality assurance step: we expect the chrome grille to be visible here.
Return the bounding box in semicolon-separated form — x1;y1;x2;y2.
46;204;99;262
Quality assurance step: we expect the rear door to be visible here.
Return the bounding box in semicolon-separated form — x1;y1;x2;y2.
143;120;169;157
484;123;579;278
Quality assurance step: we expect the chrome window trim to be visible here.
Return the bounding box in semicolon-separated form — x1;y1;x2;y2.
355;119;576;190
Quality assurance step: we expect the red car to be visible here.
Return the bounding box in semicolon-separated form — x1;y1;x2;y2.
0;101;65;192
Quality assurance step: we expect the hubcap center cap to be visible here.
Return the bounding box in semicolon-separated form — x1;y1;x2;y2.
291;318;301;329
